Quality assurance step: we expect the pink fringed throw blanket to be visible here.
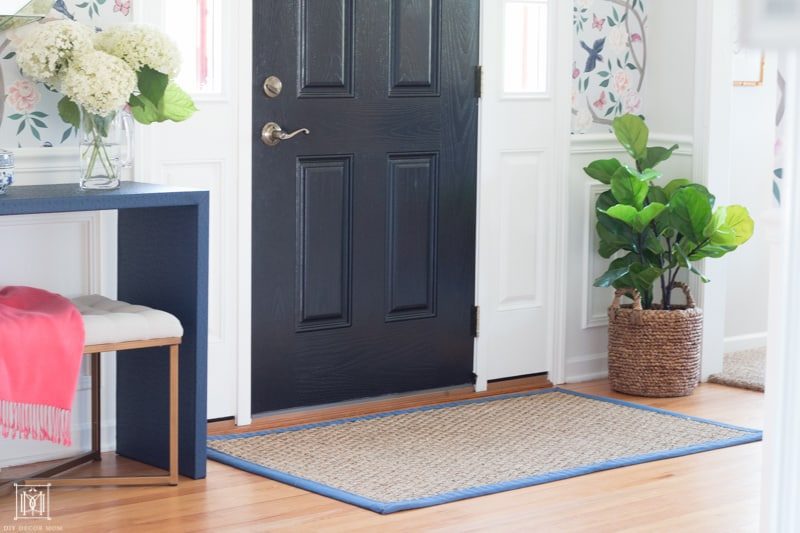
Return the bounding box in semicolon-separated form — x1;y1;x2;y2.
0;286;85;446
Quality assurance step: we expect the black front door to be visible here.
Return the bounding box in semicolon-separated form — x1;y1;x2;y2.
252;0;480;413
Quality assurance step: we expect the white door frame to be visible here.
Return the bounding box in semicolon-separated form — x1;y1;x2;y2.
234;0;571;424
235;0;254;426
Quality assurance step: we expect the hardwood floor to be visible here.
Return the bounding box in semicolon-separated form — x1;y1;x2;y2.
0;380;763;532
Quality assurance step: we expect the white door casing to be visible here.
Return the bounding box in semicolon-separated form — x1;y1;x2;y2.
474;0;570;388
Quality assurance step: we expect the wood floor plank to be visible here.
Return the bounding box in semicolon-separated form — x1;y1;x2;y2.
0;381;763;532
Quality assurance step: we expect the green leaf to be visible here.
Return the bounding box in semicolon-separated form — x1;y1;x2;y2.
605;204;638;228
159;83;198;122
703;207;738;246
596;222;631;257
635;168;662;182
584;158;622;184
689;244;737;261
7;113;23;120
606;203;665;233
628;263;664;294
725;205;755;245
647;185;668;205
57;96;80;129
129;94;161;125
663;178;692;198
636;202;667;230
668;187;713;242
686;183;716;208
137;66;169;107
612;114;649;161
640;144;678;170
594;267;631;288
610;166;649;209
31;117;47;128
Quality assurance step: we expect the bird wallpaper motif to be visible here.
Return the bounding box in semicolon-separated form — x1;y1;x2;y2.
572;0;647;133
0;0;131;149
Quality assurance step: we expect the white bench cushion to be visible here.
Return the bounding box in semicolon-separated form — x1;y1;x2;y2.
71;295;183;346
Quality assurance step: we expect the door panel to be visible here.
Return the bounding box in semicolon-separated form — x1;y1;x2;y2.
475;0;554;383
252;0;479;413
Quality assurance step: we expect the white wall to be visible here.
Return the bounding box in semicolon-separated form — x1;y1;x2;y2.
645;0;697;137
723;54;776;352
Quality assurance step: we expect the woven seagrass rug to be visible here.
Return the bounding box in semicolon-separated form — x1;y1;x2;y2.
207;389;761;514
709;347;766;392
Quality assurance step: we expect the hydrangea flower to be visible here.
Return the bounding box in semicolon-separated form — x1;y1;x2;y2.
61;50;137;117
15;20;94;86
95;24;181;77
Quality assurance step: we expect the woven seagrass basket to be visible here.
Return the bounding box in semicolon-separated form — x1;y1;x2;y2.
607;282;703;397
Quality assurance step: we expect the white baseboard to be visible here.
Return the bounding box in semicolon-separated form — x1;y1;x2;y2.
724;333;768;353
565;352;609;383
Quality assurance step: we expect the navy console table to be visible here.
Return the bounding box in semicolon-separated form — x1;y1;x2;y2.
0;183;209;479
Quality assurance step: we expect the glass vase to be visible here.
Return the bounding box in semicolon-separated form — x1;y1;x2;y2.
79;107;132;190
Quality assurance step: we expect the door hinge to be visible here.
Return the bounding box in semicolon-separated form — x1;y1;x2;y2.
471;305;480;337
474;65;482;99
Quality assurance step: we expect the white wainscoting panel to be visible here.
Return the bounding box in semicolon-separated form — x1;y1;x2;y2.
0;192;118;467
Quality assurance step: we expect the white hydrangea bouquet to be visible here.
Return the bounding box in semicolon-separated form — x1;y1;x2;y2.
14;20;197;189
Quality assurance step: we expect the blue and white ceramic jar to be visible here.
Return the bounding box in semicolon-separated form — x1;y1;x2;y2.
0;150;14;195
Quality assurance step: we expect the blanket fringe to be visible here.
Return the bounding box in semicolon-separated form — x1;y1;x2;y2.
0;399;72;446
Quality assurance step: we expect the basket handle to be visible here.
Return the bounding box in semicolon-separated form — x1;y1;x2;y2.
610;288;643;311
609;288;644;325
667;281;696;309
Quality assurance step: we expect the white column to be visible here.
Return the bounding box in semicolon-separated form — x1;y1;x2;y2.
761;53;800;533
693;0;733;379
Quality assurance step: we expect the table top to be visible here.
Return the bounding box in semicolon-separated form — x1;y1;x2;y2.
0;182;209;216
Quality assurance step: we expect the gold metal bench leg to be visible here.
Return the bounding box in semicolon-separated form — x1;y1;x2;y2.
91;352;102;461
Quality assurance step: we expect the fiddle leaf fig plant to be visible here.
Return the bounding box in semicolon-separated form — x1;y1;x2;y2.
586;114;755;310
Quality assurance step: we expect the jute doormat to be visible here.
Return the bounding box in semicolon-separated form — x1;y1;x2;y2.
207;389;761;514
708;347;766;392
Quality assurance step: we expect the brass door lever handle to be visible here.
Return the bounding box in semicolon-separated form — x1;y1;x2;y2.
261;122;310;146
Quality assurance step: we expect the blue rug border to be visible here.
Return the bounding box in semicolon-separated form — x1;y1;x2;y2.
207;388;762;514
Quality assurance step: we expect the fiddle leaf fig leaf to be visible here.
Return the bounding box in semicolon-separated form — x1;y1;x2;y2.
636;202;666;230
640;144;679;170
584;158;622;184
633;167;662;182
594;266;631;287
612;114;649;161
725;205;755;245
689;244;737;261
703;207;738;246
648;185;668;205
668;187;713;243
610;166;649;209
605;204;638;227
664;178;692;199
605;202;665;233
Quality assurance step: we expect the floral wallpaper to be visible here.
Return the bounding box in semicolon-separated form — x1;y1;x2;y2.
773;61;787;205
0;0;131;148
572;0;647;134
